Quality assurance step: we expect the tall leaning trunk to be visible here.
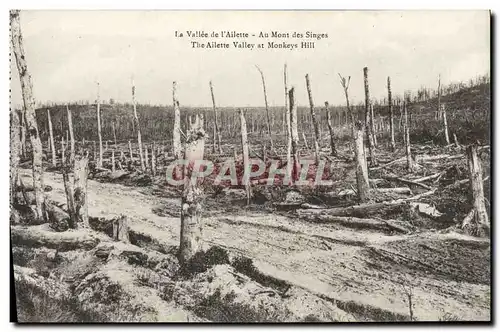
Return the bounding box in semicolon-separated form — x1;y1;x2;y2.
305;74;321;165
96;83;103;168
363;67;377;165
11;10;45;220
284;64;292;179
20;109;26;157
239;110;252;204
132;80;145;171
173;81;182;178
255;66;274;150
387;77;395;151
179;115;206;267
288;87;300;182
209;81;223;154
325;102;337;156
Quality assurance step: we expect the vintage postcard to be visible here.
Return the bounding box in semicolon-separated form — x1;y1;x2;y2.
9;10;491;323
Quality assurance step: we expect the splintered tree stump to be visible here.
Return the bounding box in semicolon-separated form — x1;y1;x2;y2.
463;145;489;237
239;109;252;204
387;76;396;152
173;81;182;178
325;101;338;156
112;215;130;243
305;74;320;165
209;81;223;154
132;79;145;171
179;114;206;266
284;64;292;179
363;67;377;166
354;121;370;202
74;156;89;227
288;87;300;182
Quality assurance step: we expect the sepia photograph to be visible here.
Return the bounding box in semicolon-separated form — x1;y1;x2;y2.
9;10;491;323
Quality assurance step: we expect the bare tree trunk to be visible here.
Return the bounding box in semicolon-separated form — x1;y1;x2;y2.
20;109;26;157
284;64;292;179
288;87;300;182
151;146;156;176
302;132;310;151
209;81;223;154
370;104;377;147
61;136;66;166
113;216;130;243
132;80;145;171
179;115;206;266
62;169;76;228
10;108;21;206
463;144;489;236
96;83;103;168
453;133;460;148
442;104;450;145
67;105;75;165
354;121;370;202
255;65;274;150
128;140;134;162
173;81;182;178
305;74;321;164
11;10;45;220
74;155;89;228
111;150;116;172
239;109;252;204
388;77;395;152
325;102;338;156
404;101;414;172
363;67;377;165
47;109;57;167
144;144;149;171
112;121;117;150
437;74;442;119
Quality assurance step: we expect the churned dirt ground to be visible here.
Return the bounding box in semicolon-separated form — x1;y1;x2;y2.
15;161;490;322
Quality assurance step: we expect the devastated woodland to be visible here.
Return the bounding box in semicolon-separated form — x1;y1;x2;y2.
10;10;491;323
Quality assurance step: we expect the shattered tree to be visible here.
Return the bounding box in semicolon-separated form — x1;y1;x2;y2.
10;10;46;221
179;115;206;266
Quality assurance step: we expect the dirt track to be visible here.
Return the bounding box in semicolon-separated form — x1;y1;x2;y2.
18;168;490;321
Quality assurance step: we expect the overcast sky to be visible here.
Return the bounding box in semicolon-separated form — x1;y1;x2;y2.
10;10;490;108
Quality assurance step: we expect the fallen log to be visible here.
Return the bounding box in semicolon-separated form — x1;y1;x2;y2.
369;157;405;171
384;176;432;190
298;189;437;218
412;172;443;183
11;225;100;251
299;213;410;233
415;154;463;163
338;187;412;198
46;203;71;232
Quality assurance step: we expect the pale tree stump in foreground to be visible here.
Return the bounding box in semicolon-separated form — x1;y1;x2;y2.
179;115;206;266
354;121;370;202
463;145;489;237
74;156;89;228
